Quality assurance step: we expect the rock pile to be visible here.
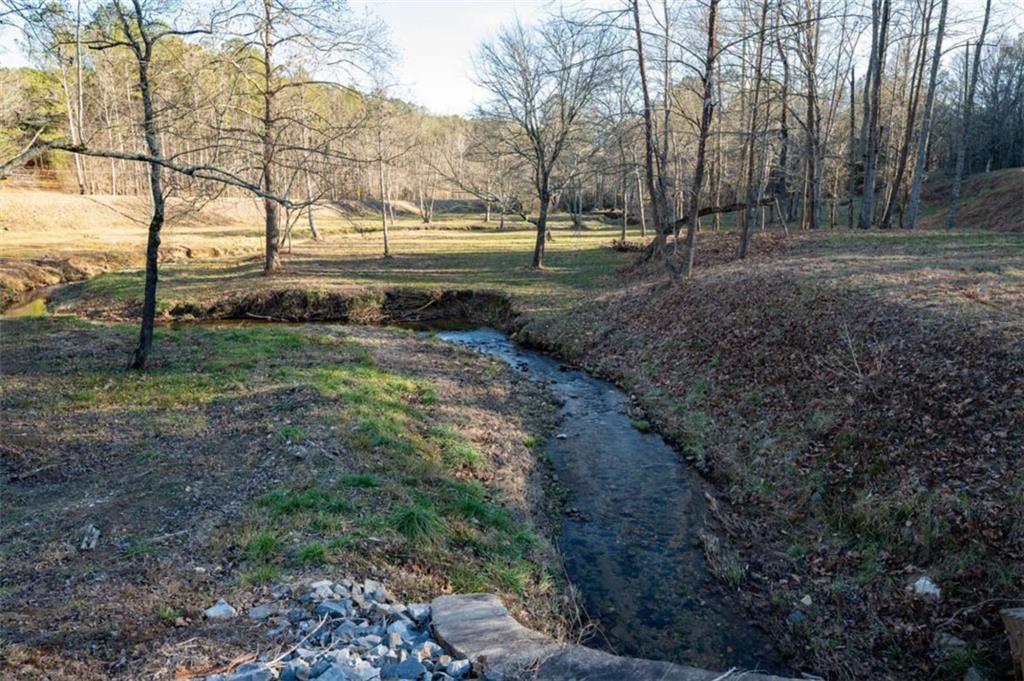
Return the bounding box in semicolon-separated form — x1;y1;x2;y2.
202;578;475;681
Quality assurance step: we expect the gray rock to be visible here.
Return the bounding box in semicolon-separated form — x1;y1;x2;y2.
287;608;310;622
786;609;806;625
317;600;352;618
225;663;273;681
310;658;334;677
280;658;311;681
934;632;968;655
445;659;470;679
355;634;382;649
913;575;941;599
204;598;237;620
381;658;426;679
385;620;411;637
315;665;360;681
80;524;100;550
412;641;441;661
249;603;278;620
405;604;429;625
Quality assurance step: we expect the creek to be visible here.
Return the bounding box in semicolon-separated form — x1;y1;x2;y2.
437;328;784;674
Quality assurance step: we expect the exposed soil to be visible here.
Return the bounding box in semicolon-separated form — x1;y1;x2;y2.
0;319;564;679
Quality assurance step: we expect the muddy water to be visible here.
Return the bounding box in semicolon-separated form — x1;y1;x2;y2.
437;328;783;674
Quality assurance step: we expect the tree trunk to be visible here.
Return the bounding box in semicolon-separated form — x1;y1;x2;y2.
261;0;281;273
947;0;992;228
632;0;669;260
304;171;320;240
129;49;164;370
532;185;550;269
680;0;719;276
847;68;856;228
879;0;931;228
739;0;769;258
859;0;890;228
906;0;949;229
377;131;391;258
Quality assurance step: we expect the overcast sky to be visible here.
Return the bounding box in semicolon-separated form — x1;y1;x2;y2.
355;0;547;115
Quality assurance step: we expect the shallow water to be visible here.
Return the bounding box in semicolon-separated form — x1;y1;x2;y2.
437;328;783;673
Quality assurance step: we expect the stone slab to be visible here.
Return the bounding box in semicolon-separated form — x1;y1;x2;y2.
431;593;802;681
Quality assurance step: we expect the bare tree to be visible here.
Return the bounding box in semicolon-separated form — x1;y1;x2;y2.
946;0;992;229
220;0;384;273
905;0;949;229
474;14;613;268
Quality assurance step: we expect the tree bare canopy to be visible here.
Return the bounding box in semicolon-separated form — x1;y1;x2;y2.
473;12;616;268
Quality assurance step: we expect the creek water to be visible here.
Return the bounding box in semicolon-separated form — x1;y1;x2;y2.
436;328;784;674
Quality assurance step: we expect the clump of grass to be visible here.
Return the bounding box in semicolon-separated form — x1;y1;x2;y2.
239;564;281;586
274;424;306;444
155;603;182;622
389;503;446;542
429;425;485;471
341;473;381;488
295;542;328;566
256;486;353;517
246;531;282;562
630;418;652;433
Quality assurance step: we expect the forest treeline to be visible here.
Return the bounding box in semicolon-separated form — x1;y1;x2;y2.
0;0;1022;364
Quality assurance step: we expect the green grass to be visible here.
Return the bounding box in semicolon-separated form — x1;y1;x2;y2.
295;541;328;565
155;603;183;622
255;486;353;518
341;473;381;488
389;503;446;542
239;564;282;586
629;418;652;433
245;531;282;562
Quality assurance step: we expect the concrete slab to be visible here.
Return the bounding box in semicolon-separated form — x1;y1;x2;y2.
431;593;802;681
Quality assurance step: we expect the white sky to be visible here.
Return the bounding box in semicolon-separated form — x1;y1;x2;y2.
355;0;547;115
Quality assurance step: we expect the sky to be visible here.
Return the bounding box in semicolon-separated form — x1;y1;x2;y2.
355;0;547;116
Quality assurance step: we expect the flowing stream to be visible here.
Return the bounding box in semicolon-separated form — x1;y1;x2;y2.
436;328;784;674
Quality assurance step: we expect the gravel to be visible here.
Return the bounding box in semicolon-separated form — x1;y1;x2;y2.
201;577;475;681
